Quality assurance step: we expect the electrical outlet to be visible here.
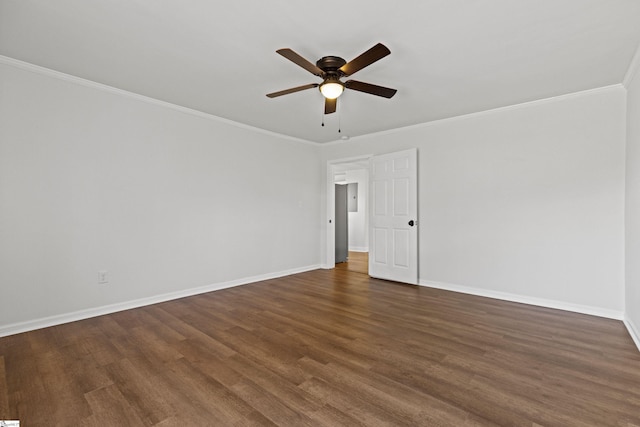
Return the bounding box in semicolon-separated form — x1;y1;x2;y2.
98;270;108;284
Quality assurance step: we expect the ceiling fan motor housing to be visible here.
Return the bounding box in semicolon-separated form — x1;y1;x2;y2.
317;56;347;100
316;56;347;75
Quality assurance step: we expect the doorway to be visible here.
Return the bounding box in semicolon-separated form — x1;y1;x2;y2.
326;155;371;271
335;251;369;274
326;149;418;285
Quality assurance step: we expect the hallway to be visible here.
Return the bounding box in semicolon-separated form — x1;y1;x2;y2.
335;251;368;275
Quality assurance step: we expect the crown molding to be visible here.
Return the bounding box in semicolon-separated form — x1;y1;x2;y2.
623;41;640;88
2;54;629;147
327;84;624;146
0;55;318;146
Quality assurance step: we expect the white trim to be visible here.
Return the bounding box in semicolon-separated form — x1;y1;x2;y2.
623;42;640;88
3;55;625;147
624;315;640;352
0;55;315;146
325;84;625;146
348;247;369;253
0;264;320;338
419;279;624;320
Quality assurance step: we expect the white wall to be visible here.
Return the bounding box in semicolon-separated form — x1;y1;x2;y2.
625;54;640;346
322;86;626;317
0;56;632;337
345;169;368;252
0;60;321;332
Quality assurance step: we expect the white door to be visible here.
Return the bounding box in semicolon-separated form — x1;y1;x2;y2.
369;148;418;284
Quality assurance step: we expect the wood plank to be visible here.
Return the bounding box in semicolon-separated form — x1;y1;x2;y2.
335;251;369;274
0;356;9;417
1;268;639;425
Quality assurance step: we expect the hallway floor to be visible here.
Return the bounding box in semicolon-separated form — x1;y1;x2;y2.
335;251;368;275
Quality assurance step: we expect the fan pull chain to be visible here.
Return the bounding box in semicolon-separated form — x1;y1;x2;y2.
338;98;341;133
319;98;344;133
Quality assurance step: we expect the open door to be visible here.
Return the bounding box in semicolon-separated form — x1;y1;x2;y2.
369;148;418;284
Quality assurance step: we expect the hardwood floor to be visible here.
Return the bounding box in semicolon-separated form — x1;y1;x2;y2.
1;268;639;426
335;251;368;275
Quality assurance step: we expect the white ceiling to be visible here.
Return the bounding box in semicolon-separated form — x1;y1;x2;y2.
2;0;640;144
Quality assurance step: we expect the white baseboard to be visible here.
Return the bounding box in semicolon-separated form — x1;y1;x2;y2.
0;264;321;338
624;315;640;352
418;279;624;320
348;247;369;253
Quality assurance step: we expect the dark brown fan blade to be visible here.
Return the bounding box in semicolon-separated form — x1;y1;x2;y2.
339;43;391;77
345;80;397;98
325;98;337;114
266;83;319;98
276;48;325;77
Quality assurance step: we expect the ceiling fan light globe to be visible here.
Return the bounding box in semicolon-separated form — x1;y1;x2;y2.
320;82;344;99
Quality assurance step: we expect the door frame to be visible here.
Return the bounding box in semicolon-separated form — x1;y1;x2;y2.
325;154;372;269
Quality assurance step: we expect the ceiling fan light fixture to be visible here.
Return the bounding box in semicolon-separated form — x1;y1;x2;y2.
267;43;396;113
319;80;344;99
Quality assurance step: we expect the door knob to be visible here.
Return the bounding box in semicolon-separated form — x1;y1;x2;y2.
408;220;415;226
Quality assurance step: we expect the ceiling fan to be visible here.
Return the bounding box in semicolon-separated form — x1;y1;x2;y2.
266;43;397;114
